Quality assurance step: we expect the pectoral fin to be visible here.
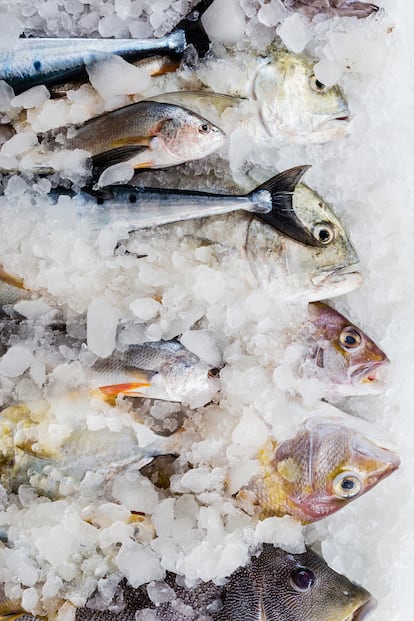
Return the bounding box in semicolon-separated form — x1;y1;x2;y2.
96;369;154;402
92;145;148;169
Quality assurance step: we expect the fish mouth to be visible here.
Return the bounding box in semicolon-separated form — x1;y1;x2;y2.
344;597;376;621
311;264;363;297
351;360;389;385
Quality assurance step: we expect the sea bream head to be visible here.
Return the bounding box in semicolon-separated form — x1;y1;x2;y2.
245;182;361;301
305;302;389;394
253;51;350;143
251;416;400;523
147;102;226;165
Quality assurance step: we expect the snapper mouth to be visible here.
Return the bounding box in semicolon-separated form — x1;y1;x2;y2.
351;360;389;385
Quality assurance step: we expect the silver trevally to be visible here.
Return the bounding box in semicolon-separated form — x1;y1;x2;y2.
242;182;361;300
0;0;214;94
49;166;329;246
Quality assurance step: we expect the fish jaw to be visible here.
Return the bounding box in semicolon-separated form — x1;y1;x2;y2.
310;264;363;301
309;109;351;143
350;358;390;390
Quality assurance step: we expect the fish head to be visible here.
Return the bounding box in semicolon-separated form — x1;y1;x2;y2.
254;52;350;143
267;418;400;522
249;545;375;621
157;109;226;162
245;183;362;301
307;302;389;392
166;360;221;408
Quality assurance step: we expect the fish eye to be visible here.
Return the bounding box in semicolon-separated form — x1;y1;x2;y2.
128;193;137;204
339;327;362;350
198;123;211;134
310;75;329;93
312;222;335;245
208;368;220;378
333;472;363;499
289;568;315;592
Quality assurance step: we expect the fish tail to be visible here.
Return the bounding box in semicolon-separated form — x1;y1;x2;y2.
252;165;325;247
173;0;215;58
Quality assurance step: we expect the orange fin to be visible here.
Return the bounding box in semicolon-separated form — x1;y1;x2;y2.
97;380;151;400
134;161;154;169
0;266;26;290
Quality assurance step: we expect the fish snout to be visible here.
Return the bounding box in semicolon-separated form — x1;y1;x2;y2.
311;264;363;299
348;595;377;621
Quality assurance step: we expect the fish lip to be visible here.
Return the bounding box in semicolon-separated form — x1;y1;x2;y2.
348;597;377;621
311;264;362;287
350;360;389;384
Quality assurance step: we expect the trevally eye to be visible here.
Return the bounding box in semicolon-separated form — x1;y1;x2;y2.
333;472;363;499
310;75;329;93
312;222;335;244
289;568;315;592
339;326;362;350
198;123;211;134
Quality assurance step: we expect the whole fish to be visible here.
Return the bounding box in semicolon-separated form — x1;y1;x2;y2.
282;0;379;19
0;0;214;95
0;403;174;493
43;100;225;174
50;166;328;247
241;415;399;523
0;546;375;621
151;51;351;144
88;340;221;408
302;302;389;394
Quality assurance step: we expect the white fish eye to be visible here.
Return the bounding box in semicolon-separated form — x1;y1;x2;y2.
333;472;363;499
312;222;335;244
339;326;362;351
310;75;329;93
198;123;211;134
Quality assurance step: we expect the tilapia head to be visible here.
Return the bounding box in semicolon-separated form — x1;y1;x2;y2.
253;51;350;144
255;416;400;523
245;183;361;302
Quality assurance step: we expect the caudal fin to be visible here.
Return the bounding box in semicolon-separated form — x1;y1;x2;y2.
173;0;215;58
251;165;325;247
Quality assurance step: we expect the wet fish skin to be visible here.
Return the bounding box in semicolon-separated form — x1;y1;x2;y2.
305;302;389;394
245;182;362;301
0;403;173;493
72;545;374;621
254;51;350;144
247;417;400;523
89;339;221;407
50;165;321;245
282;0;379;19
0;0;215;95
50;100;225;172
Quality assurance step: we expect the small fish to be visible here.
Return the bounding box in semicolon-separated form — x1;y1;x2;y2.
0;0;214;95
0;403;174;492
49;166;326;246
254;51;350;143
243;415;399;523
44;100;225;174
303;302;389;394
282;0;379;19
244;181;361;300
88;340;221;408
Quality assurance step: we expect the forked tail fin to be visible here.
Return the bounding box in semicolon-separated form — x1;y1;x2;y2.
173;0;215;57
250;165;325;247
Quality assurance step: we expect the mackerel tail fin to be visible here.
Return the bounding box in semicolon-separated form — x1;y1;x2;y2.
251;165;325;247
172;0;215;58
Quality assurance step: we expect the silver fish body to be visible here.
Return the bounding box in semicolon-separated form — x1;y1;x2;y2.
282;0;379;19
88;340;220;407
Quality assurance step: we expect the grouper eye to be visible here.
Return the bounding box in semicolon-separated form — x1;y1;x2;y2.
289;567;315;592
312;222;335;244
333;472;363;499
339;327;362;350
